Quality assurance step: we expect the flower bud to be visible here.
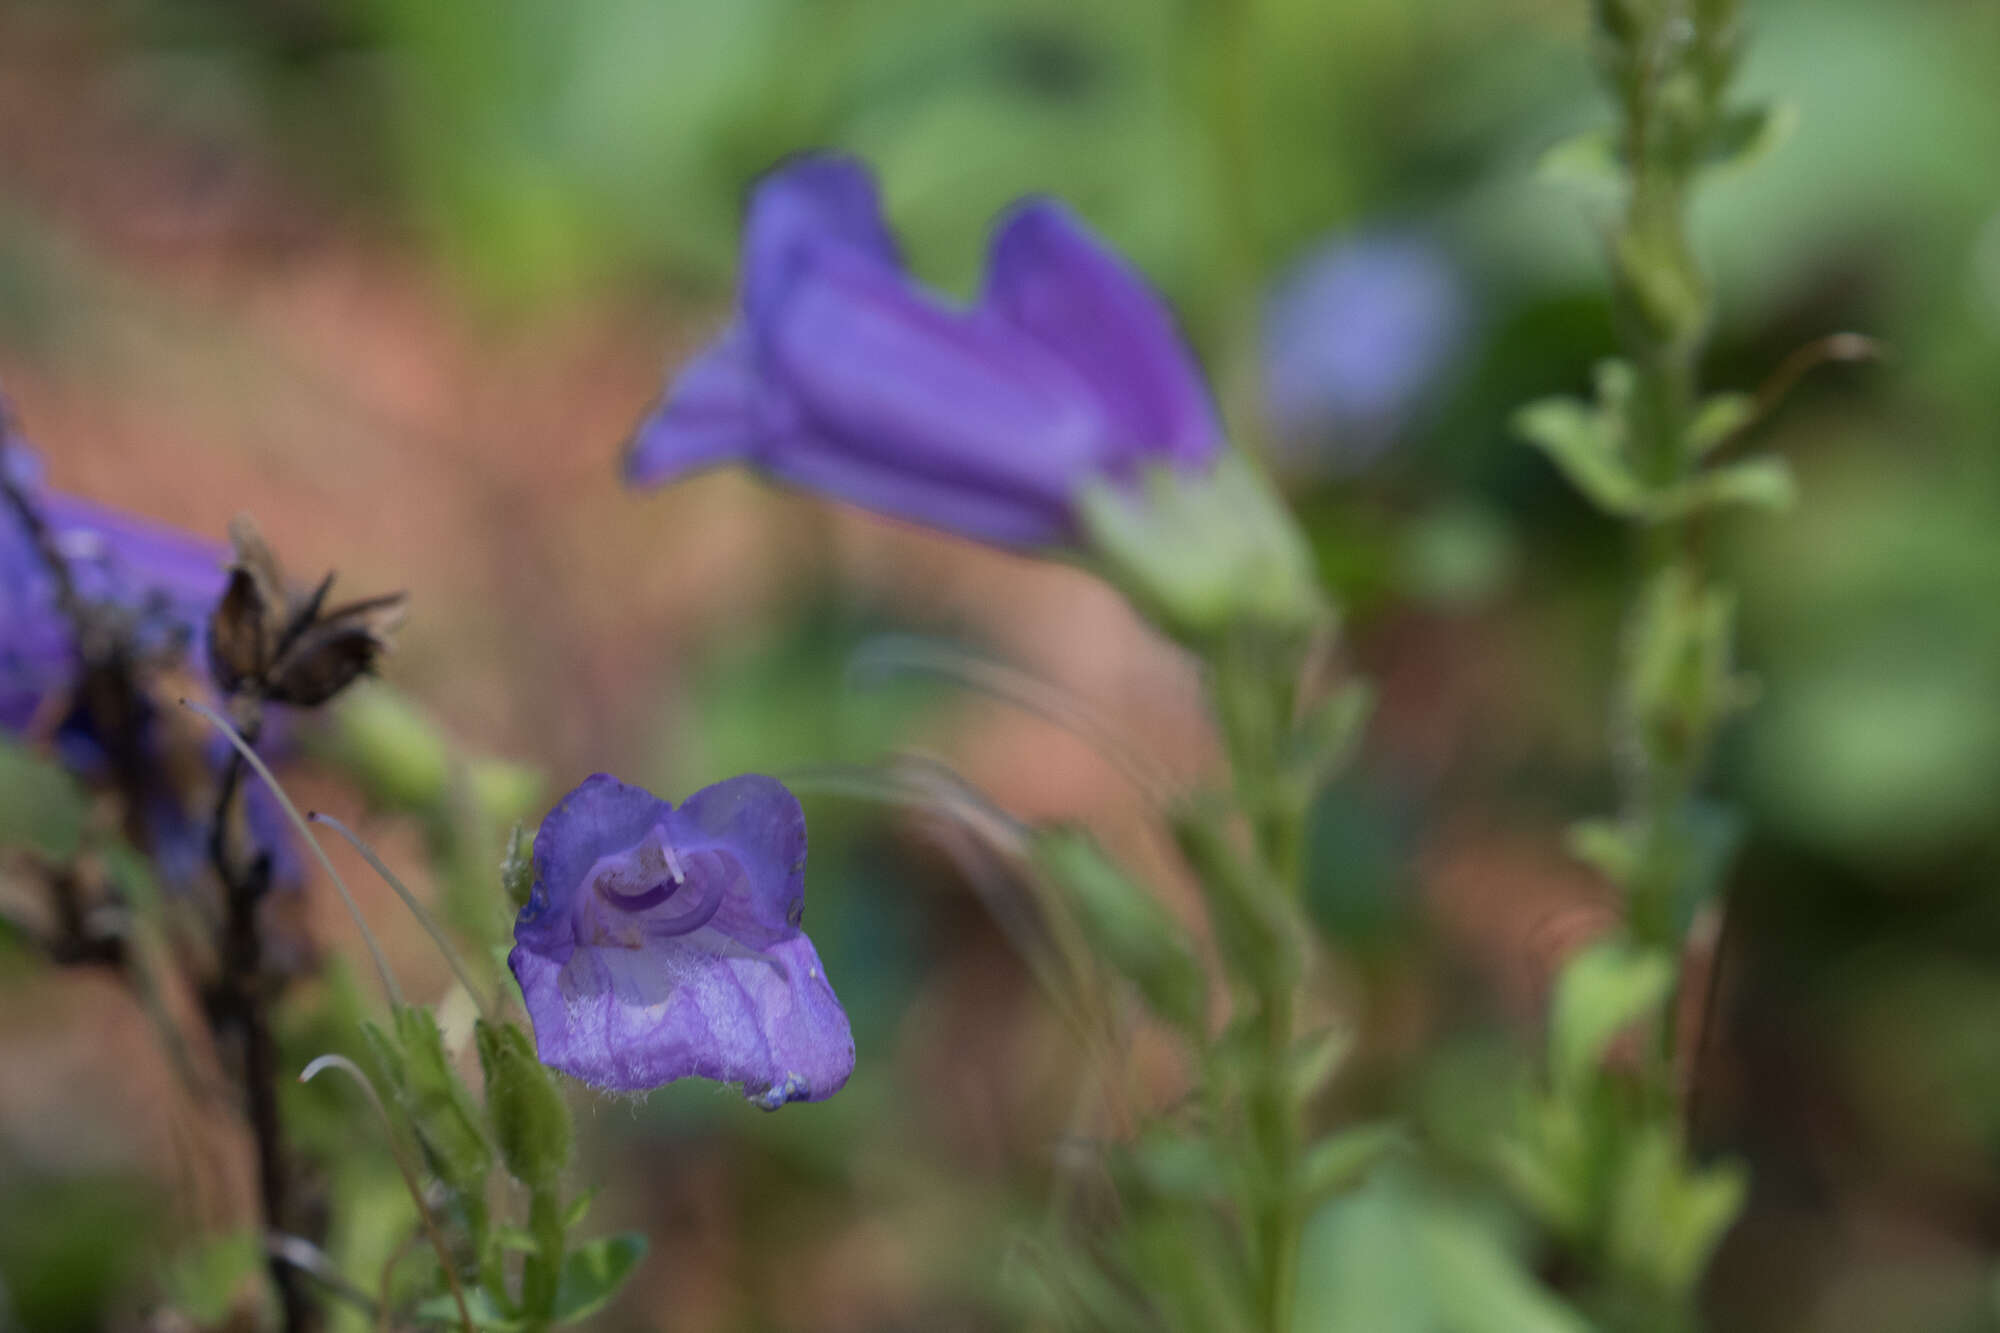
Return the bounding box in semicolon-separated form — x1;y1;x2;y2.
476;1018;572;1189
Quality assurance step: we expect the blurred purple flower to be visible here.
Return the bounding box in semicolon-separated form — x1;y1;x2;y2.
1262;235;1467;472
2;439;300;889
509;773;853;1108
1;448;225;732
625;154;1221;547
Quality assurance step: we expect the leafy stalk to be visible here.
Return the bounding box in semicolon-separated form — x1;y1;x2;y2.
1507;0;1796;1320
1207;632;1320;1333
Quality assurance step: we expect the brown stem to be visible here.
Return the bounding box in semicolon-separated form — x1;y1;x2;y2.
208;713;314;1333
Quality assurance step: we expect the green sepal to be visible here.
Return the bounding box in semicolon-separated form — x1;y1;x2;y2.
500;824;536;912
1077;452;1327;647
475;1018;572;1189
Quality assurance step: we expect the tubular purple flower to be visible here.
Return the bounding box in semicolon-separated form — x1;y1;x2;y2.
625;154;1223;548
1;449;226;731
508;773;854;1108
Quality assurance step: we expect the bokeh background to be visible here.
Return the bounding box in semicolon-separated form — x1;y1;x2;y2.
3;0;1999;1329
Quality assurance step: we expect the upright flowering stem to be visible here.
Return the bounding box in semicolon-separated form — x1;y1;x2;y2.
1502;6;1780;1316
1593;0;1742;980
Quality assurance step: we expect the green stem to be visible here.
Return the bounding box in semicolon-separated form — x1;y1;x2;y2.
1252;980;1301;1333
1209;631;1314;1331
1594;0;1748;1276
522;1184;564;1329
1204;0;1268;461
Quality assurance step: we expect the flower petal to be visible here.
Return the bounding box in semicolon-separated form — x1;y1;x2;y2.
510;929;854;1104
517;774;667;963
760;246;1109;511
983;200;1221;469
671;774;807;948
742;154;901;328
763;437;1071;547
623;327;765;487
39;493;226;624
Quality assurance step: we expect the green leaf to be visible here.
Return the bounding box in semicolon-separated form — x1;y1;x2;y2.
1606;1126;1747;1292
1493;1117;1590;1237
1535;127;1622;193
395;1004;495;1197
0;738;87;860
1290;1027;1355;1106
1550;941;1674;1097
1566;818;1638;890
1123;1132;1233;1206
552;1232;648;1325
1686;392;1757;457
1417;1203;1595;1333
1654;456;1797;519
1297;1170;1591;1333
1301;1123;1407;1207
1703;101;1799;176
414;1286;520;1329
561;1186;599;1231
1512;397;1648;516
359;1019;408;1098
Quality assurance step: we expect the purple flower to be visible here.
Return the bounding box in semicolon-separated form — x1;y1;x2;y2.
1;448;226;733
2;440;302;891
625;154;1222;548
509;773;853;1108
1262;235;1466;473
